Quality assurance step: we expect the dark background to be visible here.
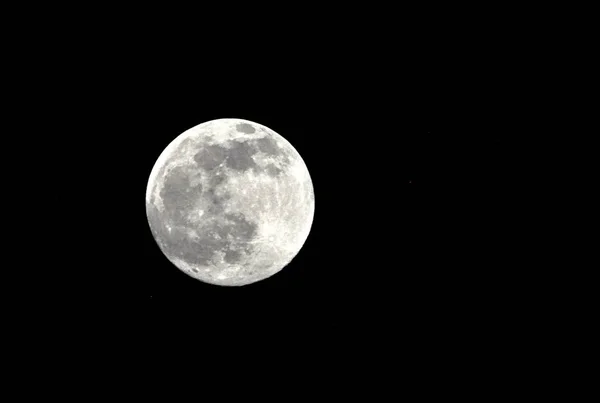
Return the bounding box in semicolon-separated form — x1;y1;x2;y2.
75;58;516;347
48;40;515;331
15;8;555;384
6;4;591;396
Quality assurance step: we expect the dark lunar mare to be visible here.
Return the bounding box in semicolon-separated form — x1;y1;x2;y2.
265;164;282;176
147;203;214;266
148;200;257;267
236;123;256;134
193;145;229;171
254;137;280;156
193;135;289;177
255;136;292;170
159;166;203;225
149;157;261;268
225;141;259;171
223;249;242;263
224;212;258;240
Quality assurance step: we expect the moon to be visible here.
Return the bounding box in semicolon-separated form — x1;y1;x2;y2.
145;118;315;286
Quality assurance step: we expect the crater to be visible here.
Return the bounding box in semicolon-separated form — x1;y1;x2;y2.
236;123;256;134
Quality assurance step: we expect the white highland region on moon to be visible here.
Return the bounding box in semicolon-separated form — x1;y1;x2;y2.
145;118;315;286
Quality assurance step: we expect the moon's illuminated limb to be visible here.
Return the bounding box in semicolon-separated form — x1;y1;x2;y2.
145;118;314;286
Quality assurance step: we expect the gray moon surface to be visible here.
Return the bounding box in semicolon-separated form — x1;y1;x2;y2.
145;118;315;286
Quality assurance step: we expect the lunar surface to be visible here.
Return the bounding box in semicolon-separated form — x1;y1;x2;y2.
145;118;315;286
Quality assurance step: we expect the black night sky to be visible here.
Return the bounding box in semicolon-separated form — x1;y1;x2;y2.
21;13;539;384
84;64;516;346
7;2;588;395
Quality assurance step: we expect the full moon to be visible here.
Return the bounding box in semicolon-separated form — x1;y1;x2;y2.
145;118;315;286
